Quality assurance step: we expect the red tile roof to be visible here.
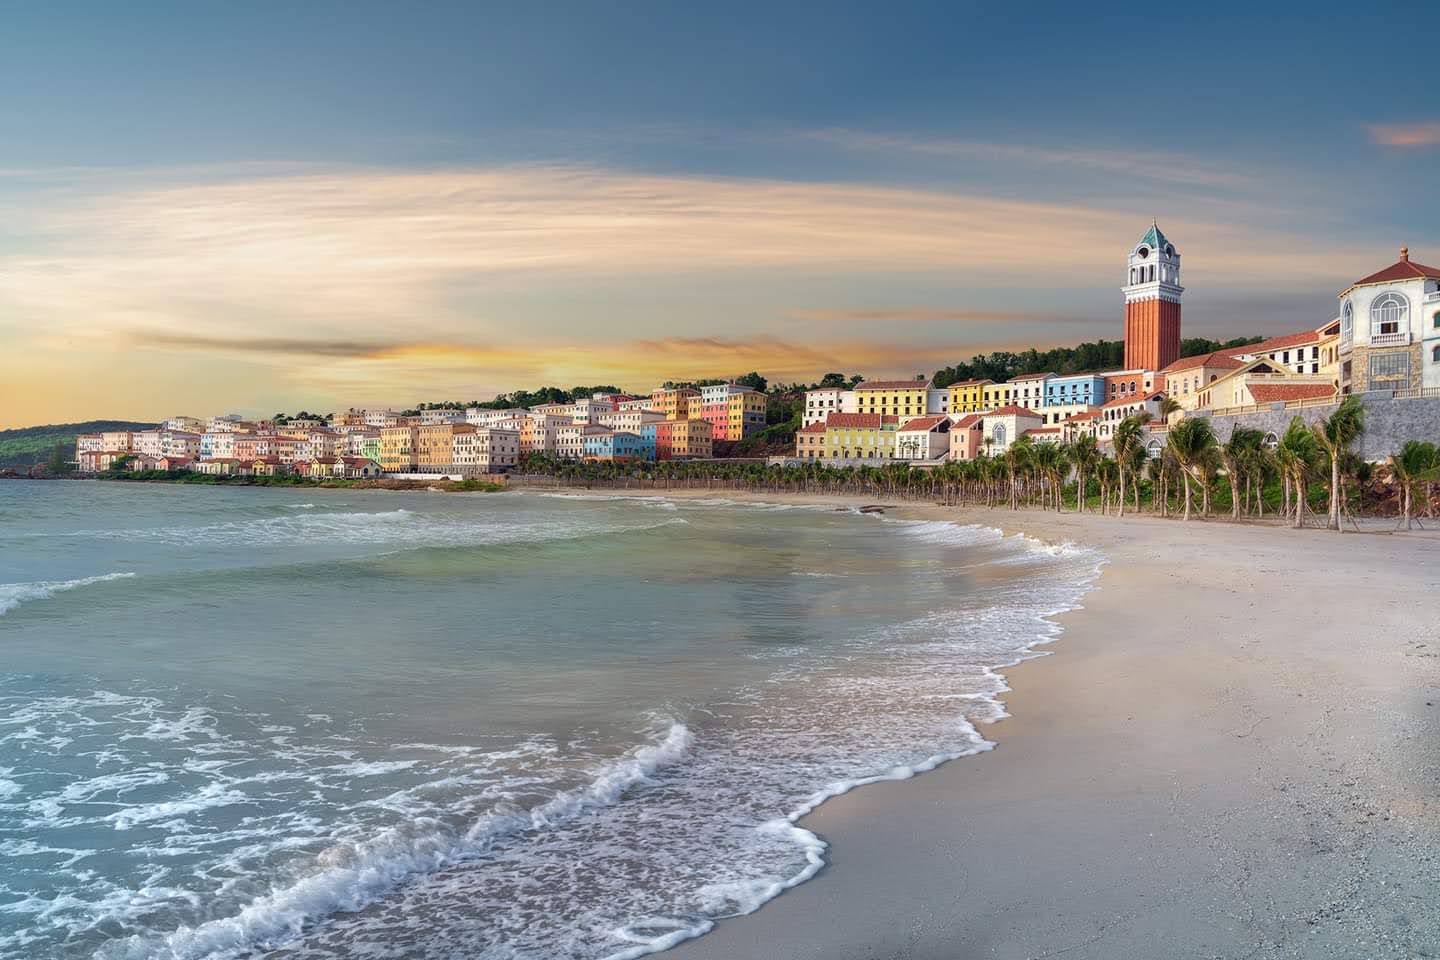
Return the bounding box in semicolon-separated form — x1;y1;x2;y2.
1067;411;1098;421
946;378;991;387
951;413;984;429
823;413;890;428
898;415;949;432
1347;250;1440;290
985;404;1045;419
1248;383;1337;403
1102;390;1164;408
1010;371;1055;382
1023;427;1062;437
1236;329;1322;355
855;379;933;391
798;421;827;434
1161;351;1246;373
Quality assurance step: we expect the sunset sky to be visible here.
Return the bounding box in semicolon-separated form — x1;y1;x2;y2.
3;2;1437;428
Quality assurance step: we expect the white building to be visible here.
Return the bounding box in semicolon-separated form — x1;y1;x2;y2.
1336;247;1440;393
802;388;852;427
1008;373;1053;409
453;427;519;474
420;408;467;425
894;416;952;461
555;423;586;460
981;405;1045;453
200;431;236;459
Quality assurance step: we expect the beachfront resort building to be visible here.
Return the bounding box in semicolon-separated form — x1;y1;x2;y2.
821;413;898;460
948;379;992;414
655;418;713;460
981;406;1045;453
1163;352;1245;409
802;387;855;426
1335;247;1440;394
698;384;767;441
895;416;951;461
853;379;933;421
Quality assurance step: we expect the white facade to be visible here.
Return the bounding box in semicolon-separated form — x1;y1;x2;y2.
894;419;951;460
1337;255;1440;391
1123;222;1184;307
453;427;519;473
420;408;466;425
555;424;586;460
802;388;850;427
465;407;530;427
925;388;950;415
200;431;236;459
160;430;202;459
981;408;1044;453
1008;374;1053;409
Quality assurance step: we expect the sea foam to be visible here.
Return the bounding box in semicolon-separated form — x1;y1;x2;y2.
0;572;135;617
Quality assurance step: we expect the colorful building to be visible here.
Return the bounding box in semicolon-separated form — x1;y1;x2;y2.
795;421;826;460
379;425;420;472
853;379;931;421
655;418;713;459
948;414;986;460
947;379;991;414
802;387;853;427
1044;373;1106;409
1008;373;1054;410
821;412;898;460
1162;351;1245;409
650;387;700;420
582;429;653;461
981;382;1015;410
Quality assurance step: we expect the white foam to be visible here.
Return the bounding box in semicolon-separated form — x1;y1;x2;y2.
97;724;692;960
0;572;136;617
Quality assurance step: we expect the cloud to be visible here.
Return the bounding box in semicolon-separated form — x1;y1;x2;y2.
130;331;395;358
799;129;1251;189
787;307;1101;324
1366;122;1440;147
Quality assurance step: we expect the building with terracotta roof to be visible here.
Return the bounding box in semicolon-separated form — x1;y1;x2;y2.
1195;358;1336;411
1229;318;1341;380
981;381;1016;410
853;379;932;421
948;413;986;460
981;406;1044;453
794;420;826;460
1162;351;1245;409
821;413;899;461
1101;369;1160;404
1008;372;1053;410
895;415;952;461
1095;391;1167;441
1335;247;1440;393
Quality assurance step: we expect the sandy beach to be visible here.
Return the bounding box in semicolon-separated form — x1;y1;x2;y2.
582;489;1440;959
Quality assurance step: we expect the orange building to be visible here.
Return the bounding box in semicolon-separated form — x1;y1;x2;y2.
650;387;700;420
655;418;713;459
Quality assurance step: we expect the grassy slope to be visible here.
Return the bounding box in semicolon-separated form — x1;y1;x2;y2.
0;420;156;468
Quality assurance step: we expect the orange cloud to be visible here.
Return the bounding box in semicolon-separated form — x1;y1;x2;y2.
1367;122;1440;147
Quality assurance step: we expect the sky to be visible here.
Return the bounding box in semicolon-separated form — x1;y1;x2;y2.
2;1;1437;428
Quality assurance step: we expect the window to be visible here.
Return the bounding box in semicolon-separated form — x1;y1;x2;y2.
1370;292;1409;337
993;424;1007;446
1433;345;1440;363
1433;311;1440;329
1341;300;1353;343
1262;432;1279;450
1368;351;1410;383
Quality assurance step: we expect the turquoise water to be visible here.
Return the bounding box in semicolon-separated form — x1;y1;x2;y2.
0;481;1100;959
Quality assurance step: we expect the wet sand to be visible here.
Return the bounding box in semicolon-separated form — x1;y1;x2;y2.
594;489;1440;959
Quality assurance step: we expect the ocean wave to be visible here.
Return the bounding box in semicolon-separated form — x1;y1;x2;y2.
95;724;692;960
0;572;136;618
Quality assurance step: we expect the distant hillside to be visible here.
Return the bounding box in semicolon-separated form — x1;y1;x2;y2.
0;420;156;469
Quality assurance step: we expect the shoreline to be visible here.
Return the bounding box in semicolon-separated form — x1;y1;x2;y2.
575;487;1440;959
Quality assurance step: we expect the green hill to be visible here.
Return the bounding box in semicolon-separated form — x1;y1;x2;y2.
0;420;157;470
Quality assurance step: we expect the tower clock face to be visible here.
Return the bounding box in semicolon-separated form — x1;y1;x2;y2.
1136;246;1150;259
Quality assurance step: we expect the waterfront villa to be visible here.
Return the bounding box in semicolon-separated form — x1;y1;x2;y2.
1335;247;1440;393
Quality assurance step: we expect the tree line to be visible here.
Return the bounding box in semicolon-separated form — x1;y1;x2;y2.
513;396;1440;532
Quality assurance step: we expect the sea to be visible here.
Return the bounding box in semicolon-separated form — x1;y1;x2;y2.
0;480;1101;960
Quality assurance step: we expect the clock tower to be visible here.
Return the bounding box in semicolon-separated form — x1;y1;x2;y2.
1122;221;1183;371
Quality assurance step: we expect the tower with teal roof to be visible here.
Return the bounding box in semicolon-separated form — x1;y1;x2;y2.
1122;221;1184;371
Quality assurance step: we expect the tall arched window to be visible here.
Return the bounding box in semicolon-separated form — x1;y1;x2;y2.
993;424;1007;447
1146;438;1163;459
1370;293;1408;338
1340;300;1353;343
1262;432;1279;450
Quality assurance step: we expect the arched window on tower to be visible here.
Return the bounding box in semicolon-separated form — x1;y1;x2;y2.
1370;292;1408;339
1340;300;1353;344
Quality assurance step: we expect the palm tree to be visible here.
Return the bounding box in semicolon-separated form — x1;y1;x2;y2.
1220;427;1264;521
1003;437;1033;510
1124;442;1148;515
1165;416;1216;521
1159;396;1182;420
1312;396;1365;531
1112;416;1146;518
1389;440;1440;530
1277;416;1319;529
1067;434;1100;512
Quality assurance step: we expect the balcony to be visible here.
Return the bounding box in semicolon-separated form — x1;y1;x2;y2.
1369;330;1412;347
1425;291;1440;304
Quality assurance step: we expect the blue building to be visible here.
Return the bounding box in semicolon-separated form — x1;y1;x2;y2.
582;429;655;461
1044;373;1106;408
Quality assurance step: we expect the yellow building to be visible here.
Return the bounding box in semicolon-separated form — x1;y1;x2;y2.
379;425;419;472
795;421;825;459
853;379;931;420
947;378;992;414
981;381;1015;409
665;418;713;459
650;387;700;420
726;389;768;439
822;413;898;460
416;422;476;472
